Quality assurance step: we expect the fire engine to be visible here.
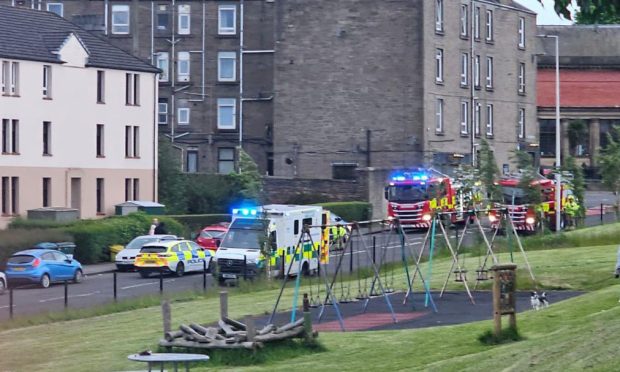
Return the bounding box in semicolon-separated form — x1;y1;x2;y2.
384;169;464;228
488;175;572;232
214;205;327;283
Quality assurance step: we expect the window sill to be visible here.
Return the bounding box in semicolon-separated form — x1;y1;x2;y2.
2;152;19;155
43;153;52;157
125;156;141;159
97;155;105;158
460;133;469;138
486;134;494;139
217;81;239;85
2;94;20;97
435;131;444;136
459;35;469;40
109;34;132;38
2;214;19;217
216;33;239;38
485;86;494;92
474;134;481;139
96;212;106;216
474;85;481;90
42;97;53;101
217;128;238;132
125;103;141;107
435;29;444;36
474;37;481;42
97;101;105;105
435;80;444;86
518;46;526;51
486;39;494;45
460;84;469;89
518;91;526;96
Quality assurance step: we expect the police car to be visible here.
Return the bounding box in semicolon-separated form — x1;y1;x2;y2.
134;240;213;278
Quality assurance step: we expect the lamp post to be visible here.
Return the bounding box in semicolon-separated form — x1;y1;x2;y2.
538;34;561;231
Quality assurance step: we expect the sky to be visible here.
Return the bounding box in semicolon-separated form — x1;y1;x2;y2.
514;0;578;25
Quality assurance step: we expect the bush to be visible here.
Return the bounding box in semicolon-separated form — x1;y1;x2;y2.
8;218;78;230
0;228;73;270
167;214;231;235
315;202;372;222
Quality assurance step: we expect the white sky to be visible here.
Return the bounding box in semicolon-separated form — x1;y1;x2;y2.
514;0;578;25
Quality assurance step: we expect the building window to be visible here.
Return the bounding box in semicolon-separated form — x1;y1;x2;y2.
435;49;443;83
1;61;18;96
474;55;480;88
186;150;198;173
96;124;104;157
158;98;168;125
156;5;169;31
485;10;493;41
460;53;469;87
96;178;104;214
518;17;525;48
218;5;236;35
178;5;190;35
133;178;139;200
177;52;190;82
518;63;526;93
97;70;105;103
460;101;469;135
218;52;236;82
42;177;51;207
10;62;18;95
178;108;190;125
486;56;493;89
435;98;444;133
474;7;480;40
435;0;443;32
1;61;7;95
1;177;7;215
42;65;52;98
460;4;468;37
217;98;236;130
125;125;139;158
486;104;494;136
46;3;63;16
2;119;19;154
474;102;481;137
332;163;358;180
111;5;130;34
156;52;169;82
11;177;18;215
540;119;555;157
124;178;131;201
43;121;52;156
125;73;139;105
218;148;235;174
518;108;525;139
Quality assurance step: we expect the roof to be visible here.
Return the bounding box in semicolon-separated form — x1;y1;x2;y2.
116;201;165;208
0;6;159;73
262;204;323;213
538;69;620;108
537;25;620;68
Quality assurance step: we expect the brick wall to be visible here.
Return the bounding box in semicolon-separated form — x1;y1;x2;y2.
263;176;366;204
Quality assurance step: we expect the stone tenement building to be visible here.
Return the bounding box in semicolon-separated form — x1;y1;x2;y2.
273;0;538;178
8;0;538;180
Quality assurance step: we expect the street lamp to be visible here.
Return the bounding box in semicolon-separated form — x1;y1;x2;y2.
538;34;561;231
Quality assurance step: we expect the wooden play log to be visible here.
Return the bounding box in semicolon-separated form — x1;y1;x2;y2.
160;339;263;350
254;326;305;342
164;330;184;342
274;318;304;334
180;324;204;340
189;323;211;335
223;316;247;330
161;300;171;337
257;324;276;336
219;291;228;319
218;319;237;337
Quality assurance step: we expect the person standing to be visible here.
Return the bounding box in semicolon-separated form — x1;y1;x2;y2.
149;218;159;235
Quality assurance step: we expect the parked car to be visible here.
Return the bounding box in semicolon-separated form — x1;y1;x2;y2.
0;271;6;295
5;249;83;288
115;235;178;271
196;223;229;251
134;240;213;278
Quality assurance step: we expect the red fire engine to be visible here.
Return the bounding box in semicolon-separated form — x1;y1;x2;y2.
384;169;463;228
488;176;570;232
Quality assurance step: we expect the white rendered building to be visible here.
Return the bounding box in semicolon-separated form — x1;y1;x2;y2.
0;6;160;227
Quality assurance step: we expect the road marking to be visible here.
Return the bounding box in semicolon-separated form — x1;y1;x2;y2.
39;291;101;303
121;279;175;290
0;305;9;309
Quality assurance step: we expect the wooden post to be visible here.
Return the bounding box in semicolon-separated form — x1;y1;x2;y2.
491;264;517;339
303;293;314;341
245;315;255;342
220;291;228;319
162;300;171;337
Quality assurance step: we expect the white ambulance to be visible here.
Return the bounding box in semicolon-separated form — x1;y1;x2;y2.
214;204;325;283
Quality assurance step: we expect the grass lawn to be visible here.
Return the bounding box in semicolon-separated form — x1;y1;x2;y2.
0;244;618;371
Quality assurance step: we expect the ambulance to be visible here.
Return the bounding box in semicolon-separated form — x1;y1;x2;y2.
214;204;326;283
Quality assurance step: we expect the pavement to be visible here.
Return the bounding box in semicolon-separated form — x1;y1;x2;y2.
83;262;117;276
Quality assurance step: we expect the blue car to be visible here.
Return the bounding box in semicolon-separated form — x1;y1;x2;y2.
5;249;83;288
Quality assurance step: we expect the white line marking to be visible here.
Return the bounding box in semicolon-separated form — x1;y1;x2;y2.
121;279;175;290
39;291;101;303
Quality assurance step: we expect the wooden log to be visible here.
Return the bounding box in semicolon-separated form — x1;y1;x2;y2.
161;300;171;338
189;323;210;336
180;324;204;340
257;324;276;336
164;330;184;342
274;319;304;334
160;338;262;350
219;291;228;319
218;319;237;337
255;326;306;343
205;327;220;340
222;316;247;331
245;316;255;342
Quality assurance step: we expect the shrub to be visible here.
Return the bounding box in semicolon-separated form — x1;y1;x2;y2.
315;202;372;222
8;218;78;230
0;228;72;270
167;214;231;235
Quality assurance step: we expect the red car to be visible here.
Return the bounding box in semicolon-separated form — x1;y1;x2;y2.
196;223;229;251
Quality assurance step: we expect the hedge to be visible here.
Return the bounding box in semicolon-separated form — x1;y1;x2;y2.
0;228;73;270
166;214;231;235
315;202;372;222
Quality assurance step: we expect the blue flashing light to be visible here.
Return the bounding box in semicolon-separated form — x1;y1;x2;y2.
232;206;259;217
389;170;431;183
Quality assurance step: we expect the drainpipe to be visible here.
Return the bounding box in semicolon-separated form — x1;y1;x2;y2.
470;0;475;166
239;0;245;148
104;0;109;35
170;0;176;143
187;1;206;103
153;74;159;202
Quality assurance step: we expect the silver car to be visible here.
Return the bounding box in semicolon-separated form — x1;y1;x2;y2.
0;271;6;295
115;235;178;271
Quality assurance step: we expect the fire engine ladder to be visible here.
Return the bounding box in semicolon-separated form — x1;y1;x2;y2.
269;225;346;331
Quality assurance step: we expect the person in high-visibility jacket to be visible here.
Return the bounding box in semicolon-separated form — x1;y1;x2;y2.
564;195;580;229
330;224;348;247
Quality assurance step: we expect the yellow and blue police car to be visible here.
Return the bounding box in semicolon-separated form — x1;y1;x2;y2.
134;240;213;278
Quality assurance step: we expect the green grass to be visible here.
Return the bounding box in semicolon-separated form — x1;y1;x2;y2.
0;244;618;371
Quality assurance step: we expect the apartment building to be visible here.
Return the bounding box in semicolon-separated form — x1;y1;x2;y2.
0;5;159;227
4;0;277;175
273;0;538;178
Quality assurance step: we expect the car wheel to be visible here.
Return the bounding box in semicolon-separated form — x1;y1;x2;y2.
73;269;84;283
40;274;51;289
175;262;185;277
0;278;5;295
139;271;150;278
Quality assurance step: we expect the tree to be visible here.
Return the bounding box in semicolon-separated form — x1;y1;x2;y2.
547;0;620;24
157;138;188;214
598;126;620;212
477;140;501;202
228;147;264;202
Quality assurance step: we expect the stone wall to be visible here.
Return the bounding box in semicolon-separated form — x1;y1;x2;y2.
263;177;366;205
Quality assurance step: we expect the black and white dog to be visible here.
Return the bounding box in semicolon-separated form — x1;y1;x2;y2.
530;291;549;310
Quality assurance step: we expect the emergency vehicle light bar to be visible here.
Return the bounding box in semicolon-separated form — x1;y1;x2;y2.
390;170;429;182
232;208;258;216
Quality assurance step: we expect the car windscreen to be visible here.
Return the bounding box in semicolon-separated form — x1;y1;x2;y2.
387;184;428;203
220;219;267;249
140;246;167;253
126;237;161;250
8;255;35;264
200;230;226;239
501;186;530;205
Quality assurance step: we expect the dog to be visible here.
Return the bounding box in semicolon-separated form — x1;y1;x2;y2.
530;291;549;310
